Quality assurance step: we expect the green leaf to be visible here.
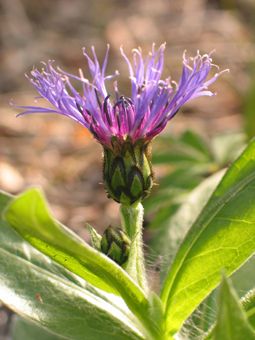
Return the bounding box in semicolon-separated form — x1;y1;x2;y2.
4;188;145;288
179;130;212;159
184;256;255;339
3;189;164;338
150;170;224;280
152;150;206;165
147;293;164;336
144;167;206;233
159;168;202;190
146;203;180;231
152;130;212;166
231;256;255;297
161;139;255;336
0;245;142;340
86;223;102;250
0;191;144;340
207;277;255;340
4;189;112;292
0;190;12;213
147;172;225;339
12;317;64;340
211;133;246;167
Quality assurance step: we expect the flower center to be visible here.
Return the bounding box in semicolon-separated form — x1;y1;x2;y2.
113;96;135;137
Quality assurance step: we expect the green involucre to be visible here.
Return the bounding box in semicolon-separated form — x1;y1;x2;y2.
103;138;153;205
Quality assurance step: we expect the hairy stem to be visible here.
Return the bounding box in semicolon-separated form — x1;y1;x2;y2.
120;202;148;292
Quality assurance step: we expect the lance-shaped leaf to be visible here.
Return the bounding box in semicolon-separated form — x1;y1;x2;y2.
205;277;255;340
0;191;144;340
161;139;255;336
3;189;161;338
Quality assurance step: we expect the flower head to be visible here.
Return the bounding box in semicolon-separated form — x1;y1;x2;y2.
16;44;227;204
17;44;227;148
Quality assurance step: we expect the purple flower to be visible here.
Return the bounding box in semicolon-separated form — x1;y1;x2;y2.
16;44;227;147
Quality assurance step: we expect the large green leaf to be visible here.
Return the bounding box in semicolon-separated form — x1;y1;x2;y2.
3;189;160;338
182;255;255;339
148;172;224;339
0;192;104;291
161;139;255;336
0;191;143;340
206;277;255;340
4;189;117;294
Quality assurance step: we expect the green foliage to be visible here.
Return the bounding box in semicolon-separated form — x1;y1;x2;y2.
149;170;225;281
0;191;143;340
161;139;255;336
4;188;145;298
3;189;167;339
206;277;255;340
183;255;255;339
145;130;245;230
12;317;64;340
1;133;255;340
86;223;102;251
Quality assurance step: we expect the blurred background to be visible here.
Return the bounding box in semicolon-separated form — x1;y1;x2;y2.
0;0;255;338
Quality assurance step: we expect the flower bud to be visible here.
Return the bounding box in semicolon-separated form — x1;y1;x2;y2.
103;138;153;205
101;226;131;265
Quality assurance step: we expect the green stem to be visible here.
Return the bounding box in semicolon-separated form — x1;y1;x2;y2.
120;202;148;292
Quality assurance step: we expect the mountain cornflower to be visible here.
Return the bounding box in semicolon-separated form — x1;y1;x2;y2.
16;44;227;204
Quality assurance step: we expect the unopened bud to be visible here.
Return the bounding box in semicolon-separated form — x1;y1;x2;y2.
101;226;131;265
